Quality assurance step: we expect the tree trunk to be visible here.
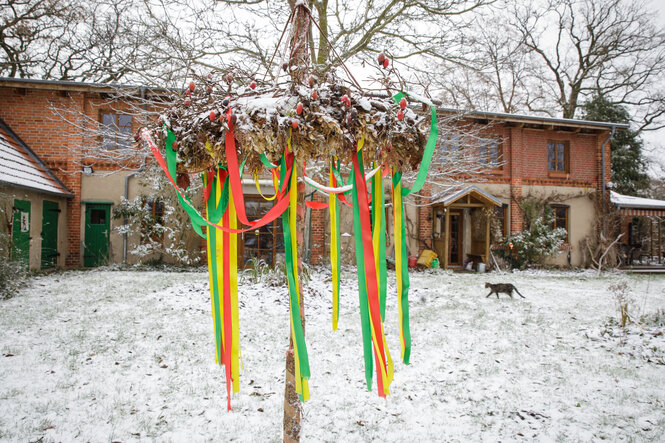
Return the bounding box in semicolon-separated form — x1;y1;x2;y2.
284;4;309;442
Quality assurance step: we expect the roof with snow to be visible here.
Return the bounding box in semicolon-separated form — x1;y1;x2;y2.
431;185;502;207
0;119;73;198
610;191;665;210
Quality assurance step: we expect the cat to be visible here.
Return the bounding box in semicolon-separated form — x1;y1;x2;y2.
485;282;525;299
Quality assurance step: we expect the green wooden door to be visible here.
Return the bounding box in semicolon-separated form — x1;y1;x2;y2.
12;199;31;270
84;203;111;267
41;200;60;269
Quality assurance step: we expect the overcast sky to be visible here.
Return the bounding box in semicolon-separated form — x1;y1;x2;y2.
642;0;665;175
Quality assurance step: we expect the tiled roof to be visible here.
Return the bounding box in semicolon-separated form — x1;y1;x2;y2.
0;119;72;197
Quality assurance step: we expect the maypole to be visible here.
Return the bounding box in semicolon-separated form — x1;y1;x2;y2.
138;2;438;440
283;4;311;440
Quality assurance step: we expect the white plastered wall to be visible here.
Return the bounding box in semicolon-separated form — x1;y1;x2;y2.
1;185;69;270
521;185;596;267
81;171;203;265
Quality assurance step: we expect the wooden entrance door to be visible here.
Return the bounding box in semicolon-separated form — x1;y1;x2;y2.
449;212;463;266
41;200;60;269
432;207;446;264
12;199;31;270
84;203;111;267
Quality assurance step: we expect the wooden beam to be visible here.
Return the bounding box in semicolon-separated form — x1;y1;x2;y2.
656;219;663;264
650;220;654;259
444;210;450;270
485;212;491;266
449;203;485;208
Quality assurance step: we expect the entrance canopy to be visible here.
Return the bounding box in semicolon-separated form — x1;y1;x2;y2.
610;191;665;217
431;184;503;208
430;185;502;270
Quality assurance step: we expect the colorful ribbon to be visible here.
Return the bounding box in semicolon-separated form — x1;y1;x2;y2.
330;157;341;331
280;139;310;402
351;138;393;397
204;168;240;411
140;128;294;235
371;162;388;321
143;89;439;407
391;170;411;364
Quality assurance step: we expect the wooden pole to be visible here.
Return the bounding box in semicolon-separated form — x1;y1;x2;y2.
443;208;450;270
284;4;309;442
283;160;306;443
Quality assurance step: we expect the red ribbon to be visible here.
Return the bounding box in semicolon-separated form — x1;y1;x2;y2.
142;128;294;234
305;201;329;210
352;152;388;396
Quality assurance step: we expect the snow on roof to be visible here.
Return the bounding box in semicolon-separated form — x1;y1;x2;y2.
430;184;502;207
610;191;665;210
0;120;72;197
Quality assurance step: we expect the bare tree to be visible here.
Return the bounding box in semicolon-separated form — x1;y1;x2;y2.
513;0;665;130
437;0;665;132
1;0;157;82
436;15;540;114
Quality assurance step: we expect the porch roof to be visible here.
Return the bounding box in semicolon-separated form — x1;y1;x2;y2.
430;185;502;207
610;191;665;217
0;119;73;198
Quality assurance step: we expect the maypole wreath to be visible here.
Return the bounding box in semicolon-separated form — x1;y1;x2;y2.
138;2;438;412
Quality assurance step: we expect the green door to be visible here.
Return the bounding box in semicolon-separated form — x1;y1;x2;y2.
84;203;111;267
12;199;31;270
41;201;60;269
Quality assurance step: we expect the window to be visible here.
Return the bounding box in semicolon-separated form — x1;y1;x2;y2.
90;209;106;225
441;134;460;152
101;112;132;150
548;205;569;242
547;141;568;173
479;140;501;168
494;204;509;238
242;197;284;267
142;199;165;243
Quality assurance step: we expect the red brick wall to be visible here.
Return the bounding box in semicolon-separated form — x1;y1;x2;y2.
0;87;86;266
0;85;148;267
309;192;327;265
418;184;433;254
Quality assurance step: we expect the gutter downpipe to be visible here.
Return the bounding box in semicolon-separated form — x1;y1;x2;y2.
122;86;148;264
601;125;616;237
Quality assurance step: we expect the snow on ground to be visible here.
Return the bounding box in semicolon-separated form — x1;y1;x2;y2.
1;267;665;442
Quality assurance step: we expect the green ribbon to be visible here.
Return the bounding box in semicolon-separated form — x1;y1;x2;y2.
351;151;374;391
165;129;246;239
206;197;223;366
279;153;311;400
392;170;411;365
165;130;207;238
391;92;438;197
204;168;229;223
259;153;278;169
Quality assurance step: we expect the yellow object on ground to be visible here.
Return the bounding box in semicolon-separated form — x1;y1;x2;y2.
417;249;438;267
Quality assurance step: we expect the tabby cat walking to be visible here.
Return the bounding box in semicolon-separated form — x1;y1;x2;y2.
485;282;525;299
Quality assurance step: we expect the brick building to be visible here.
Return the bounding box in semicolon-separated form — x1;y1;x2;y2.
0;77;204;269
308;110;628;268
0;77;628;270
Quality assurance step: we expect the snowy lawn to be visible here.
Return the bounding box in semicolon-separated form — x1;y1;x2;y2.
1;267;665;441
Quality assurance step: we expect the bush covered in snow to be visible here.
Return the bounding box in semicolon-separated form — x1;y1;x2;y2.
112;166;201;266
500;203;567;269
